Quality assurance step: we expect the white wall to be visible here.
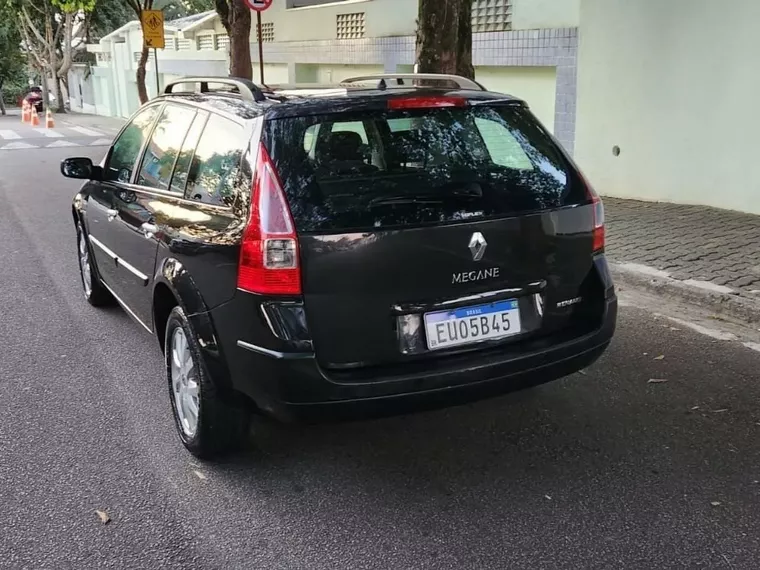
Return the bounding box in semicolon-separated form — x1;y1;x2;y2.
475;67;557;131
575;0;760;214
512;0;580;30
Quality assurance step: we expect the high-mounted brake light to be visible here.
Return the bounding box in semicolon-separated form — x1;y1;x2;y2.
237;144;302;295
581;172;605;253
388;96;467;110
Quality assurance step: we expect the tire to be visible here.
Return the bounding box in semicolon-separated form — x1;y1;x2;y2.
165;306;250;459
76;222;113;307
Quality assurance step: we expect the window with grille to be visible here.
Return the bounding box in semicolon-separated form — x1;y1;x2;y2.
133;51;142;63
164;37;177;50
472;0;512;33
336;12;365;39
257;22;274;43
197;34;215;50
177;39;192;51
216;34;229;50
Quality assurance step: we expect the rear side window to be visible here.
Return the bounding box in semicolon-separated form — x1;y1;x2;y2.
136;104;196;190
265;105;577;233
170;111;208;194
185;114;245;207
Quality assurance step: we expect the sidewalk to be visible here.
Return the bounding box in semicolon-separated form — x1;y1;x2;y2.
604;197;760;322
57;112;126;136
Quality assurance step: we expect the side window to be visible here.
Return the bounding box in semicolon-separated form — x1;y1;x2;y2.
474;117;533;170
185;114;245;207
107;105;160;182
136;104;197;190
170;111;208;194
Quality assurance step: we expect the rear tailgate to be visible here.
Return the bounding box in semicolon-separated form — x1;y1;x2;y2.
265;98;598;368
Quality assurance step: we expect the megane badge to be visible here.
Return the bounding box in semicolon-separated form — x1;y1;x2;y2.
468;232;487;261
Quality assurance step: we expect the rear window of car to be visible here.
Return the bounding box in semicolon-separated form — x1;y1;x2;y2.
264;104;581;233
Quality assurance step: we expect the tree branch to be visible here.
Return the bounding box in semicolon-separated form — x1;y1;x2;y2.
22;6;49;48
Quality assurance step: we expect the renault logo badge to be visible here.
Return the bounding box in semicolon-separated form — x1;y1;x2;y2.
468;232;487;261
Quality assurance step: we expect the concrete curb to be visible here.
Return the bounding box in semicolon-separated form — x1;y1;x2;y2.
610;262;760;325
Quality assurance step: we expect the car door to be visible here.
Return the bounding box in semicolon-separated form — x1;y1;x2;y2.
108;103;200;328
87;104;162;300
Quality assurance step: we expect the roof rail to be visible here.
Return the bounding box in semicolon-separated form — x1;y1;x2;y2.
340;73;485;91
163;76;267;103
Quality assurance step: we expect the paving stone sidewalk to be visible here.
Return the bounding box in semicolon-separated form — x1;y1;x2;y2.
604;197;760;296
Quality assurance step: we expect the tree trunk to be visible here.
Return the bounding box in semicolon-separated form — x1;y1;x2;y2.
136;44;150;104
0;80;6;116
55;75;66;113
416;0;475;79
229;0;252;79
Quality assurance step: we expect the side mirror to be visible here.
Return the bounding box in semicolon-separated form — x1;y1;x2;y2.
61;157;101;180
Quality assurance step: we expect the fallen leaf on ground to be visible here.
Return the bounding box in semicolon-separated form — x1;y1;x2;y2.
654;355;665;360
577;369;587;375
95;510;111;525
669;327;681;331
711;409;729;413
711;501;722;507
648;378;669;384
545;495;552;500
193;470;207;480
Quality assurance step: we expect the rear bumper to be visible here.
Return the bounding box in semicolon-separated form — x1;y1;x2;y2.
223;295;617;423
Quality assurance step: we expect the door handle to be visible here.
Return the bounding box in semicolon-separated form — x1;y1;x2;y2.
106;208;118;222
141;222;159;239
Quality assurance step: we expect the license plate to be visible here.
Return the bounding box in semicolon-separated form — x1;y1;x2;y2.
424;300;521;350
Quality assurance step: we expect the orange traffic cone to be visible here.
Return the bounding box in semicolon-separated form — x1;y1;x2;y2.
31;106;40;127
45;108;55;129
22;101;29;123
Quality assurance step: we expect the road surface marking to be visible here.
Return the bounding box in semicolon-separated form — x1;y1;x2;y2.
0;130;21;140
68;126;104;137
33;128;64;138
90;138;112;146
0;142;38;150
46;140;81;148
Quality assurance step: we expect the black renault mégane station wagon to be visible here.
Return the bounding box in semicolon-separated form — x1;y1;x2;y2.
62;74;617;458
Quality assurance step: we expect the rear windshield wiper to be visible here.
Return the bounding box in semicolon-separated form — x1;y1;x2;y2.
368;182;483;207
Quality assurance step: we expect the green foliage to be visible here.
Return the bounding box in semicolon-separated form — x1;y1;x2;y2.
51;0;95;13
90;0;133;39
0;18;25;88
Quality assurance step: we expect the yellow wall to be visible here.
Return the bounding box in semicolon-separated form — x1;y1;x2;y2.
475;67;557;132
512;0;580;30
254;64;289;85
575;0;760;214
255;0;417;43
314;64;385;84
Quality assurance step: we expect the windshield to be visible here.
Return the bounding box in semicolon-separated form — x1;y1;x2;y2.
264;104;580;233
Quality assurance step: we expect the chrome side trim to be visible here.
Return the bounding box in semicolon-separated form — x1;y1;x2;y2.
99;281;153;334
88;234;117;261
236;340;314;360
117;257;149;285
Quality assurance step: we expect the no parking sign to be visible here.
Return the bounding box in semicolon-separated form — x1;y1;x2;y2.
243;0;272;11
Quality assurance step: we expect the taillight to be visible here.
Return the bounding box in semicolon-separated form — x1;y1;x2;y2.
581;171;605;253
388;96;467;110
591;196;605;253
237;143;301;295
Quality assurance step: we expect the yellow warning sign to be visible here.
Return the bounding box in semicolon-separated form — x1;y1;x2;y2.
141;10;165;49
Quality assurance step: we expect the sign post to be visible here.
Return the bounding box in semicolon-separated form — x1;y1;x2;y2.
243;0;273;85
141;10;165;96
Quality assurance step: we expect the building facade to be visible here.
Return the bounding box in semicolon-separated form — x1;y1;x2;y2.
82;0;581;152
79;0;759;215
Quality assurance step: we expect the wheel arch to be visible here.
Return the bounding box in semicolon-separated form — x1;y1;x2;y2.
153;257;235;399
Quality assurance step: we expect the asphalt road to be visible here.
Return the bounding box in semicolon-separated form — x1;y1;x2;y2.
2;137;760;569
